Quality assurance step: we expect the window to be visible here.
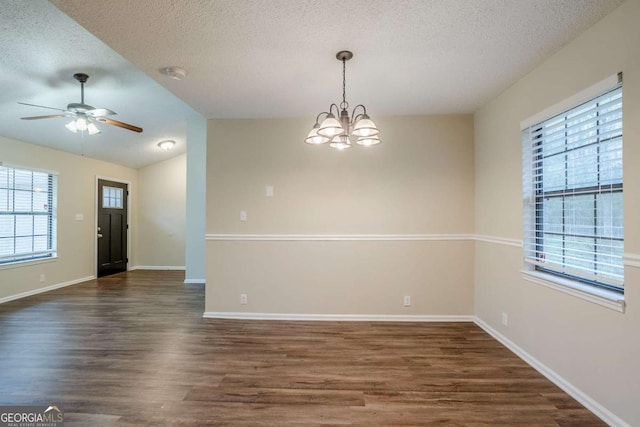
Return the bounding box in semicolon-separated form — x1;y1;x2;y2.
102;186;124;209
522;74;623;294
0;164;57;265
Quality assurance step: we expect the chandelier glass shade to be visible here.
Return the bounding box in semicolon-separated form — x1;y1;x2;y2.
305;50;381;149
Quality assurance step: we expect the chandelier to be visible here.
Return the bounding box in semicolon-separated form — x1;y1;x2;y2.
305;50;381;149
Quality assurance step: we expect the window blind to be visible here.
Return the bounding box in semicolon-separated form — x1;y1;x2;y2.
0;165;58;264
522;81;623;291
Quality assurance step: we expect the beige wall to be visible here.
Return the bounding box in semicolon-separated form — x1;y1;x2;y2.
137;153;186;268
206;115;475;315
0;135;138;300
474;1;639;425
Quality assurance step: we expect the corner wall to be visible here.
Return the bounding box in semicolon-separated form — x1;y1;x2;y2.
185;115;207;283
473;1;639;425
206;115;475;317
0;135;138;301
136;153;186;269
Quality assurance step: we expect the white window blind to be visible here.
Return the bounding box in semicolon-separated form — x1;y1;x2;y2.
522;77;623;291
0;164;58;265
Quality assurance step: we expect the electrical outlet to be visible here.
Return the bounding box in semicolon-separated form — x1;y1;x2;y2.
403;295;411;307
39;274;45;283
240;211;247;221
501;312;508;326
266;185;274;197
240;294;248;305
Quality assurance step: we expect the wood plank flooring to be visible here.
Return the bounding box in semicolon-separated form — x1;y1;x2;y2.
0;270;605;426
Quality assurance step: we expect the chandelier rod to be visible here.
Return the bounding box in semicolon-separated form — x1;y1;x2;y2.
342;57;347;109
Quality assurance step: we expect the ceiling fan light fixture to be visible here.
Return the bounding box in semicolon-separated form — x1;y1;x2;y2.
65;120;78;133
19;72;142;135
159;66;187;80
75;117;88;131
87;122;101;135
158;140;176;150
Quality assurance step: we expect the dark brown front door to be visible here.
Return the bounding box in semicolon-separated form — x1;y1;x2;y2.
97;179;128;277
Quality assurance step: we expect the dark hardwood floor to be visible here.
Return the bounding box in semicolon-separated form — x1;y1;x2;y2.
0;270;604;426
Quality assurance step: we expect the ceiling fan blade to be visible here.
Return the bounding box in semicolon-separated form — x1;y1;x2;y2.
21;114;69;120
18;102;67;112
87;108;117;117
97;117;143;133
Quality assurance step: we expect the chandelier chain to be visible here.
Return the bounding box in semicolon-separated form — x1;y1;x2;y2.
342;58;347;109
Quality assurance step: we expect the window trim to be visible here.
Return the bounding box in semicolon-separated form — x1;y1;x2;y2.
0;256;57;271
0;162;58;267
520;73;622;130
521;73;624;304
521;269;625;312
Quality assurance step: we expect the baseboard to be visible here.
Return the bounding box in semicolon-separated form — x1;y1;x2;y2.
473;317;630;427
184;279;206;284
130;265;186;271
203;312;475;322
0;275;95;305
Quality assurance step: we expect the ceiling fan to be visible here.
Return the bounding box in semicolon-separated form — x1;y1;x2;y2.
19;73;143;134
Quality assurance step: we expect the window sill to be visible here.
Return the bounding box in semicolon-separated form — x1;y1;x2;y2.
521;270;625;313
0;256;58;272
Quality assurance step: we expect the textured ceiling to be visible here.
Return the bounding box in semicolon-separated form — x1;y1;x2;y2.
0;1;196;169
0;1;625;168
50;0;624;120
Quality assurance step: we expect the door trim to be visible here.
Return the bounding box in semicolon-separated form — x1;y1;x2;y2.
94;176;132;278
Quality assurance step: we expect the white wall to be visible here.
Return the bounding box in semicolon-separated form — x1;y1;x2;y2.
136;153;186;269
206;115;475;317
474;1;639;425
185;115;207;283
0;135;138;301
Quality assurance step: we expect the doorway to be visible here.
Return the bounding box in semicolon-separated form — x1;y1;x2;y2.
97;179;128;277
